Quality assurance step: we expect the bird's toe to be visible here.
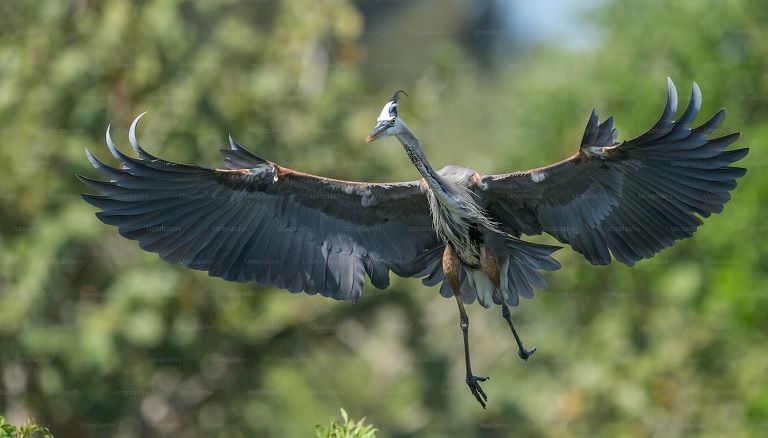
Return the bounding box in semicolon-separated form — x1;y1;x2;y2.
518;346;537;360
466;375;489;409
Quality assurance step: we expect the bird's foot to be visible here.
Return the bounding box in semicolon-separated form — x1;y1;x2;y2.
466;374;489;409
518;346;537;361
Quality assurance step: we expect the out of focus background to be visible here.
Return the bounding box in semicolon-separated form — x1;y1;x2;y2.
1;0;766;436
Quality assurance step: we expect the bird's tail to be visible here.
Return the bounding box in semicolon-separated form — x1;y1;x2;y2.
497;238;561;307
420;238;561;308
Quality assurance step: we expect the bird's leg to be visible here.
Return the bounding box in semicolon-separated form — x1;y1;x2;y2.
480;245;537;361
444;246;489;409
501;300;537;360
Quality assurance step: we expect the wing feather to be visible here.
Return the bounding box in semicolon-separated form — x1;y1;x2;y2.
79;116;442;303
483;79;747;266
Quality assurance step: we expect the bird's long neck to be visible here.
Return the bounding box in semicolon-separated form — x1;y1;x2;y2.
394;122;444;193
394;121;501;250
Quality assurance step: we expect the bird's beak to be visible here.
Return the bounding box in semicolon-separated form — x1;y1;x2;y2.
366;121;389;143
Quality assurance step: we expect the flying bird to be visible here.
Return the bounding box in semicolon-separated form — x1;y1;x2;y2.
79;79;747;408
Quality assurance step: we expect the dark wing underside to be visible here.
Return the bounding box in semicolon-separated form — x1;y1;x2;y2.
79;114;442;303
482;79;748;266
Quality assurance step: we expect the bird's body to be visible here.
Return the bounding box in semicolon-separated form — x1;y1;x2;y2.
423;163;498;303
425;169;488;265
80;79;748;409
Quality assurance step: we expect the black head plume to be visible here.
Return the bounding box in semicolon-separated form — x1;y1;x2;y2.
388;90;409;117
390;90;409;103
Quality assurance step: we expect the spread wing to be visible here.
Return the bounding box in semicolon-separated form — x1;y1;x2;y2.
482;78;748;266
79;114;442;303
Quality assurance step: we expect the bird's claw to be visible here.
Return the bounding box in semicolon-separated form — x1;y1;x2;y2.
466;375;489;409
518;346;537;361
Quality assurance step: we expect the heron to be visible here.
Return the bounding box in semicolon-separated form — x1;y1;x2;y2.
79;79;747;408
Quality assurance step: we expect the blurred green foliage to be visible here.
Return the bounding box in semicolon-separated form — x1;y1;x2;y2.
0;416;53;438
316;408;377;438
0;0;766;437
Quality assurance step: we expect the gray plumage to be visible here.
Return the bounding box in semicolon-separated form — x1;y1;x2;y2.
79;78;748;409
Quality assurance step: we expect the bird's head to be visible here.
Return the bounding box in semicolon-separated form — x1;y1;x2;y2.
366;90;409;143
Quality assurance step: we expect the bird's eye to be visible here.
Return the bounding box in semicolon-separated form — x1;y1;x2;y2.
389;117;396;125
